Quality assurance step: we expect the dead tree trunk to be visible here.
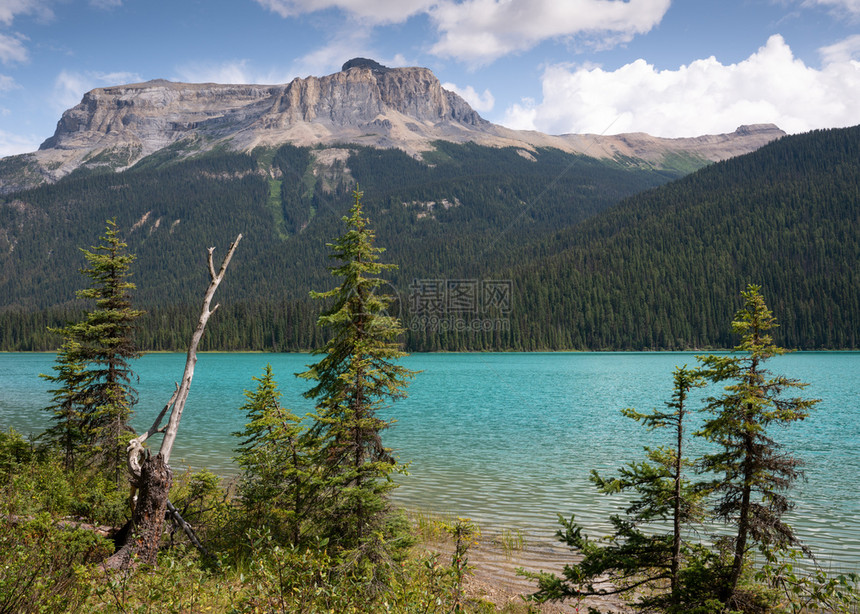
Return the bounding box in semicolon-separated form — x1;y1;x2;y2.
105;234;241;570
106;453;172;569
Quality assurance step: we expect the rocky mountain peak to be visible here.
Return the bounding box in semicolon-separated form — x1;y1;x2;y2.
0;61;786;194
19;61;489;187
341;57;390;73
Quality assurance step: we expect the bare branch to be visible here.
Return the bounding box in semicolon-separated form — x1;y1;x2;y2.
207;247;217;280
159;234;242;465
166;499;212;560
126;383;179;480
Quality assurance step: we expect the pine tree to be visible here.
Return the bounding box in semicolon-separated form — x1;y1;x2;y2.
299;187;415;562
697;284;818;608
41;219;143;483
235;364;319;546
614;365;707;602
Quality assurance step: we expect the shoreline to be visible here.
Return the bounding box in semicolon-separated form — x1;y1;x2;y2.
420;520;629;613
5;349;860;355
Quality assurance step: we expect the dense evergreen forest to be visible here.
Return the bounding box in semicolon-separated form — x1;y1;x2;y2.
496;126;860;351
0;127;857;351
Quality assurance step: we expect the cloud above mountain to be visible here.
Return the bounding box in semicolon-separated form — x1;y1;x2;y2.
442;82;495;112
254;0;435;23
502;35;860;137
429;0;671;64
52;70;141;111
255;0;672;64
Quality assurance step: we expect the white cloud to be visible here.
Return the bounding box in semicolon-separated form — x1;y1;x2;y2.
89;0;122;8
0;32;28;64
175;60;254;84
53;71;90;110
0;73;17;91
502;35;860;137
429;0;672;64
295;25;418;79
174;59;299;85
0;128;41;156
254;0;434;24
291;34;372;78
175;29;403;88
442;81;494;112
819;34;860;63
52;70;141;111
253;0;670;65
0;0;53;26
805;0;860;16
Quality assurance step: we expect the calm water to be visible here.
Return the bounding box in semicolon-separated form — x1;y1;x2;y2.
1;352;858;571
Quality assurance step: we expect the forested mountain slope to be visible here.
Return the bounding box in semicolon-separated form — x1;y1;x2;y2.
494;126;859;351
1;127;855;351
0;141;675;349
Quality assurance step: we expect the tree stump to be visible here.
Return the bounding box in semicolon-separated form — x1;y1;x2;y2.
104;453;172;569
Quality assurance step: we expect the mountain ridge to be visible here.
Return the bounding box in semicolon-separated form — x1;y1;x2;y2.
0;59;784;193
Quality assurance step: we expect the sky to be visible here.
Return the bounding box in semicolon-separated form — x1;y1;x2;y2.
1;0;859;157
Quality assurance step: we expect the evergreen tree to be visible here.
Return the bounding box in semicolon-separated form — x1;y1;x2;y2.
531;366;708;611
697;284;818;608
533;286;851;613
299;188;415;564
41;219;143;483
40;338;89;470
234;364;319;546
614;365;707;602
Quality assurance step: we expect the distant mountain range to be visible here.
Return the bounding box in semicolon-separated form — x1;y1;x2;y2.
0;60;855;352
0;58;783;194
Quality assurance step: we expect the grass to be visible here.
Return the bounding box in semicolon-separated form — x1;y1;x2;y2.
407;508;461;542
493;528;526;560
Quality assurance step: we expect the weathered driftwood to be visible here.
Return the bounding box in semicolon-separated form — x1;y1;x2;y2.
105;235;241;570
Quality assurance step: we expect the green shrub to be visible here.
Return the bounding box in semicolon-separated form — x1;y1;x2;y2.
82;546;238;614
0;513;111;614
0;429;38;477
167;469;232;553
239;535;367;613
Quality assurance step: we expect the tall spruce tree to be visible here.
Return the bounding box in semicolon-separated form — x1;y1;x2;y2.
41;219;142;483
299;188;415;563
697;284;818;608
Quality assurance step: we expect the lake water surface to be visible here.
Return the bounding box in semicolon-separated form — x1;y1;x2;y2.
1;351;857;571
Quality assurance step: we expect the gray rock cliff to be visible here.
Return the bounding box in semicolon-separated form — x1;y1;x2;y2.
0;59;785;193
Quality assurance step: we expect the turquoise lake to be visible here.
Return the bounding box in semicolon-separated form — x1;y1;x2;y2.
1;351;858;571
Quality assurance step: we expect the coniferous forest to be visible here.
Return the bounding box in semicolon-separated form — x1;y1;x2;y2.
0;126;858;351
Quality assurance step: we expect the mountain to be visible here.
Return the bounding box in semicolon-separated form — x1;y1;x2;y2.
0;58;783;194
0;141;678;314
4;59;847;353
493;126;860;352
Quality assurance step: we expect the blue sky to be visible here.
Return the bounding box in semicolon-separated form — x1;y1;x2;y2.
1;0;859;156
